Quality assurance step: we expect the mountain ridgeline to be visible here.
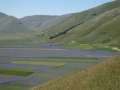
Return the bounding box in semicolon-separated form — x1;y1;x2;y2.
36;0;120;47
0;12;30;32
21;15;58;29
0;0;120;48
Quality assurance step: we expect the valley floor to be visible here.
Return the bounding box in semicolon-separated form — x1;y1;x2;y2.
0;47;117;90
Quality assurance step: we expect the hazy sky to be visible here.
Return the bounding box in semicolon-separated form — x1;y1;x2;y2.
0;0;112;18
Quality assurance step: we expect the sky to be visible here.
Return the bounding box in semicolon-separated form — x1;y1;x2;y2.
0;0;113;18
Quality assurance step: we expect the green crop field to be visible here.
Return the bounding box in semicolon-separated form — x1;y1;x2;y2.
0;69;33;76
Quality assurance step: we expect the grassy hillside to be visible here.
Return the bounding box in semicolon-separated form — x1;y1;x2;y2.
31;56;120;90
39;0;120;34
0;15;31;32
21;15;58;30
53;6;120;47
0;1;120;48
35;0;120;48
0;13;36;47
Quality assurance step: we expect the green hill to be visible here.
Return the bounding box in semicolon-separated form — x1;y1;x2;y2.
36;0;120;48
53;6;120;47
0;12;32;32
0;0;120;48
0;16;31;32
0;12;34;47
21;15;58;30
31;56;120;90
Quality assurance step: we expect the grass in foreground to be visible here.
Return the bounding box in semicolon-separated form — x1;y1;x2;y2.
31;56;120;90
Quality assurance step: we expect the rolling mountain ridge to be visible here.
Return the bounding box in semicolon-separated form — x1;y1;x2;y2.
0;0;120;48
21;15;58;30
0;13;31;32
35;0;120;48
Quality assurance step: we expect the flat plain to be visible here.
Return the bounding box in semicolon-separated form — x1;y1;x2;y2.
0;47;117;90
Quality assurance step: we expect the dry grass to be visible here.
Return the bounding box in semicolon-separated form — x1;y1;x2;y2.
31;56;120;90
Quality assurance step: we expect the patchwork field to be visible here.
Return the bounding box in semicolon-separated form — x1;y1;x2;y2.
0;47;117;90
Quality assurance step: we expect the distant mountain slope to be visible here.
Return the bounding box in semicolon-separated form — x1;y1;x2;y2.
37;0;120;47
53;6;120;47
21;15;58;29
0;12;8;18
0;12;35;47
0;16;32;32
0;1;120;47
32;56;120;90
0;12;32;32
40;0;120;34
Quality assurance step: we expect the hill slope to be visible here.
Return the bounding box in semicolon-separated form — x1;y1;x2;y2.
0;12;31;32
32;56;120;90
0;16;31;32
0;12;8;18
21;15;58;30
53;6;120;47
36;0;120;48
0;12;35;47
